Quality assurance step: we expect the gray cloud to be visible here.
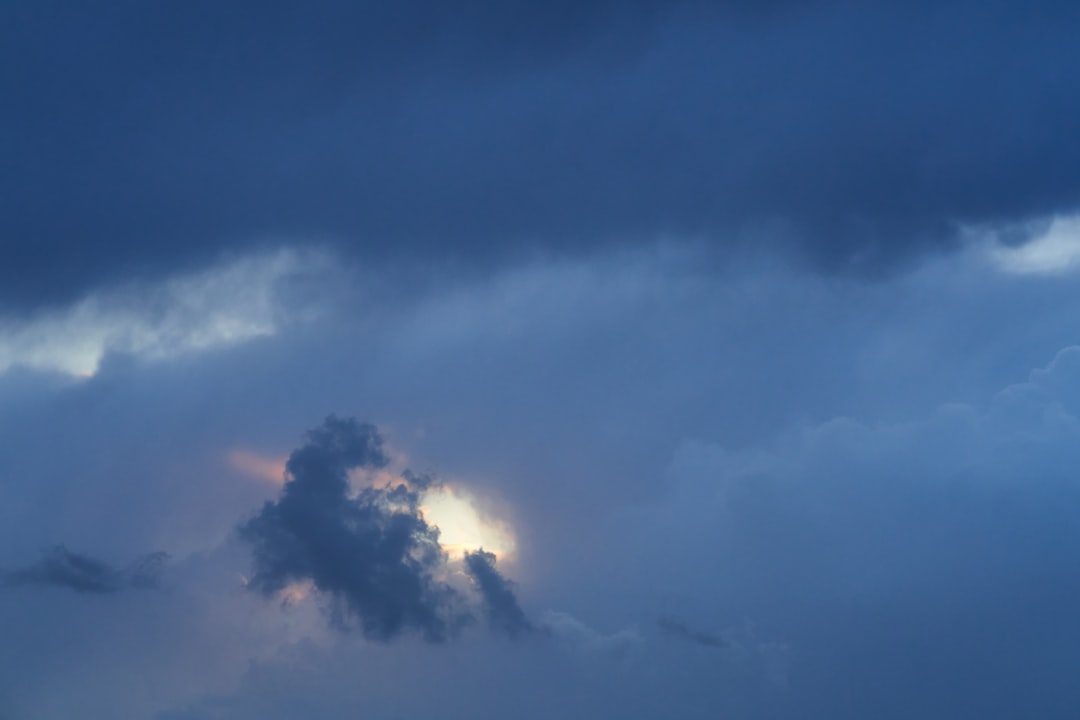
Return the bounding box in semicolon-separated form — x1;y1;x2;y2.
5;246;1080;717
464;549;533;639
5;1;1080;307
239;416;472;642
2;545;168;594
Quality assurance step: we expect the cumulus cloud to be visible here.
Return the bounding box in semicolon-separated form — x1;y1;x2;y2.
2;545;169;594
239;416;472;643
604;345;1080;716
463;549;533;639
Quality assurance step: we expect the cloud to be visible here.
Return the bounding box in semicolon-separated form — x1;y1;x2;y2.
463;549;532;639
5;2;1080;307
0;249;324;377
7;243;1080;717
986;214;1080;275
538;610;643;658
656;616;725;649
2;545;169;594
239;416;472;643
595;345;1080;717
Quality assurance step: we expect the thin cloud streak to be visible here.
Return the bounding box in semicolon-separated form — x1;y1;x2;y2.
0;249;326;377
2;545;169;595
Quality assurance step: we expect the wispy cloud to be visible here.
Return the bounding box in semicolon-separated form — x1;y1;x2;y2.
0;249;326;377
2;545;169;594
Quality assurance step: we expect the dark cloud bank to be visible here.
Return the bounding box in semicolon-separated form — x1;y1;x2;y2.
239;415;529;642
5;0;1080;306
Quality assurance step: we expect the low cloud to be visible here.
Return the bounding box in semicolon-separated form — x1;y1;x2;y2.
0;249;324;378
463;549;532;639
2;545;169;594
239;416;473;643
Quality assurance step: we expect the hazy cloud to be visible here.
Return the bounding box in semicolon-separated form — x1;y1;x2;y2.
2;545;169;594
0;249;325;377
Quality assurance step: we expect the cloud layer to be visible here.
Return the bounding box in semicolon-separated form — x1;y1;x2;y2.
2;241;1080;717
5;1;1080;306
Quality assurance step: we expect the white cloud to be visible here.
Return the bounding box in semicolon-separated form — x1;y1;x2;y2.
0;249;327;377
986;215;1080;275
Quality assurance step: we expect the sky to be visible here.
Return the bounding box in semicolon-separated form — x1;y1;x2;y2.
2;1;1080;718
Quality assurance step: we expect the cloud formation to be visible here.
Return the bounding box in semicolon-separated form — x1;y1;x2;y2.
7;237;1080;718
239;416;471;642
5;1;1080;306
2;545;169;594
0;249;323;377
464;549;533;639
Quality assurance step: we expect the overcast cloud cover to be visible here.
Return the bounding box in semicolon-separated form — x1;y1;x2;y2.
3;2;1080;718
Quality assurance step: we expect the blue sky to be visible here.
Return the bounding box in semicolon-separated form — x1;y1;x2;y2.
3;2;1080;718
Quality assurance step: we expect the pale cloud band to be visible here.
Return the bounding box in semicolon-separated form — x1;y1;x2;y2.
0;249;327;377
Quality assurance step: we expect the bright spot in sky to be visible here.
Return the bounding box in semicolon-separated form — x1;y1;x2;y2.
420;486;516;560
989;215;1080;274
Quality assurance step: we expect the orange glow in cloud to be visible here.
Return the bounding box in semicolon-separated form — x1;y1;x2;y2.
421;486;516;561
228;449;287;485
278;581;313;607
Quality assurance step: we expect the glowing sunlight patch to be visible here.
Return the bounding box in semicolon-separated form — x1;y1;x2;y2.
421;487;516;561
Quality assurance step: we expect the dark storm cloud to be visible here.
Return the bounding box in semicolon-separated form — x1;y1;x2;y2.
2;545;168;594
656;616;726;648
463;549;533;639
239;416;471;643
5;1;1080;306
